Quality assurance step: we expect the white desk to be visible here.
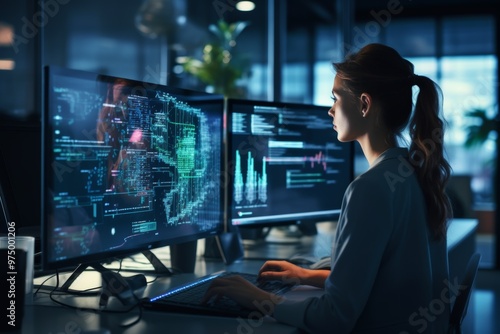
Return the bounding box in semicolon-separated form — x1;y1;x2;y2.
446;218;479;334
447;218;479;282
24;219;477;334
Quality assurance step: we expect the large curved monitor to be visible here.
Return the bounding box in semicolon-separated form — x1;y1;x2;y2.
226;99;353;230
42;66;225;271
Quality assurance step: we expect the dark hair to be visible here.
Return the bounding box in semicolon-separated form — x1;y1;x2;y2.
333;43;452;240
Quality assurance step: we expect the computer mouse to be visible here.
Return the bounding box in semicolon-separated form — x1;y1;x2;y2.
308;256;331;270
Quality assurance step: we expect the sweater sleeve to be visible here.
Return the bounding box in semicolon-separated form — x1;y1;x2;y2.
273;174;395;333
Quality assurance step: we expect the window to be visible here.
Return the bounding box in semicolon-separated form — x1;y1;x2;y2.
440;55;497;203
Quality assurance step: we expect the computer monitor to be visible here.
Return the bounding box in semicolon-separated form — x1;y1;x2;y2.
41;66;224;282
226;98;353;235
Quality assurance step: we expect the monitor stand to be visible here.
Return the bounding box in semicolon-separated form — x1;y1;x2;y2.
58;262;147;308
265;226;303;244
169;240;198;273
240;221;320;260
238;220;319;245
204;232;244;265
141;249;173;275
58;249;172;307
297;219;318;236
264;220;318;243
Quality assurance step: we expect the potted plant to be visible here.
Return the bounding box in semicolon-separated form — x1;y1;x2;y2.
463;107;498;233
179;20;251;98
464;108;497;148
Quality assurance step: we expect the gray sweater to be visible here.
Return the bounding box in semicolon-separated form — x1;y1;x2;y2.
274;148;450;333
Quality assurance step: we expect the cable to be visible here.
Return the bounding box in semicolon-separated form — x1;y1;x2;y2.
34;268;102;296
37;265;147;328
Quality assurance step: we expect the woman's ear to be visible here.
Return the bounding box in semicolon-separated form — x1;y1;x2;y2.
359;93;372;118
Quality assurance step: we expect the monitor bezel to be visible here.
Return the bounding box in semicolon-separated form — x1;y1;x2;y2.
225;98;354;230
41;65;226;271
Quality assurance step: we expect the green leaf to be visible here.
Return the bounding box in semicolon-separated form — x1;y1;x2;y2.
463;108;497;148
181;20;251;97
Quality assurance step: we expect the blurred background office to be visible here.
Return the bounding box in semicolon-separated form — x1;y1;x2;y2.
0;0;498;270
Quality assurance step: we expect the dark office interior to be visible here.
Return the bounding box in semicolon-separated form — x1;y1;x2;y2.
1;0;499;333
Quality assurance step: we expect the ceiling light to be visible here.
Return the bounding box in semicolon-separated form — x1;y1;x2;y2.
0;23;14;45
236;1;255;12
0;59;15;70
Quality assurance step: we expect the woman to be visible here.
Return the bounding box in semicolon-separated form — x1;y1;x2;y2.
203;43;453;333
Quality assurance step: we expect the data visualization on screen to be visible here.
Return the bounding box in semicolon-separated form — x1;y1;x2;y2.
42;66;224;270
227;99;353;227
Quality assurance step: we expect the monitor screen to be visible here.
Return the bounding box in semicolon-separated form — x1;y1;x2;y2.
226;99;353;228
42;66;224;271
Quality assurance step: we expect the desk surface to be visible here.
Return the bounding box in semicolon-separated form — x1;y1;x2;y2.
446;218;478;250
25;219;477;334
29;259;303;334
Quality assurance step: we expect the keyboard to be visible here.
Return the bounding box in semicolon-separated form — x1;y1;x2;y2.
143;271;296;317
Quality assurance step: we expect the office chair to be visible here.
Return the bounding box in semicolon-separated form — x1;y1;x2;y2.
448;252;481;334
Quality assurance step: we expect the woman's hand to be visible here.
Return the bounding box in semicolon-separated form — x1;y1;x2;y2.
258;260;306;284
259;260;330;288
201;275;282;315
201;261;330;313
